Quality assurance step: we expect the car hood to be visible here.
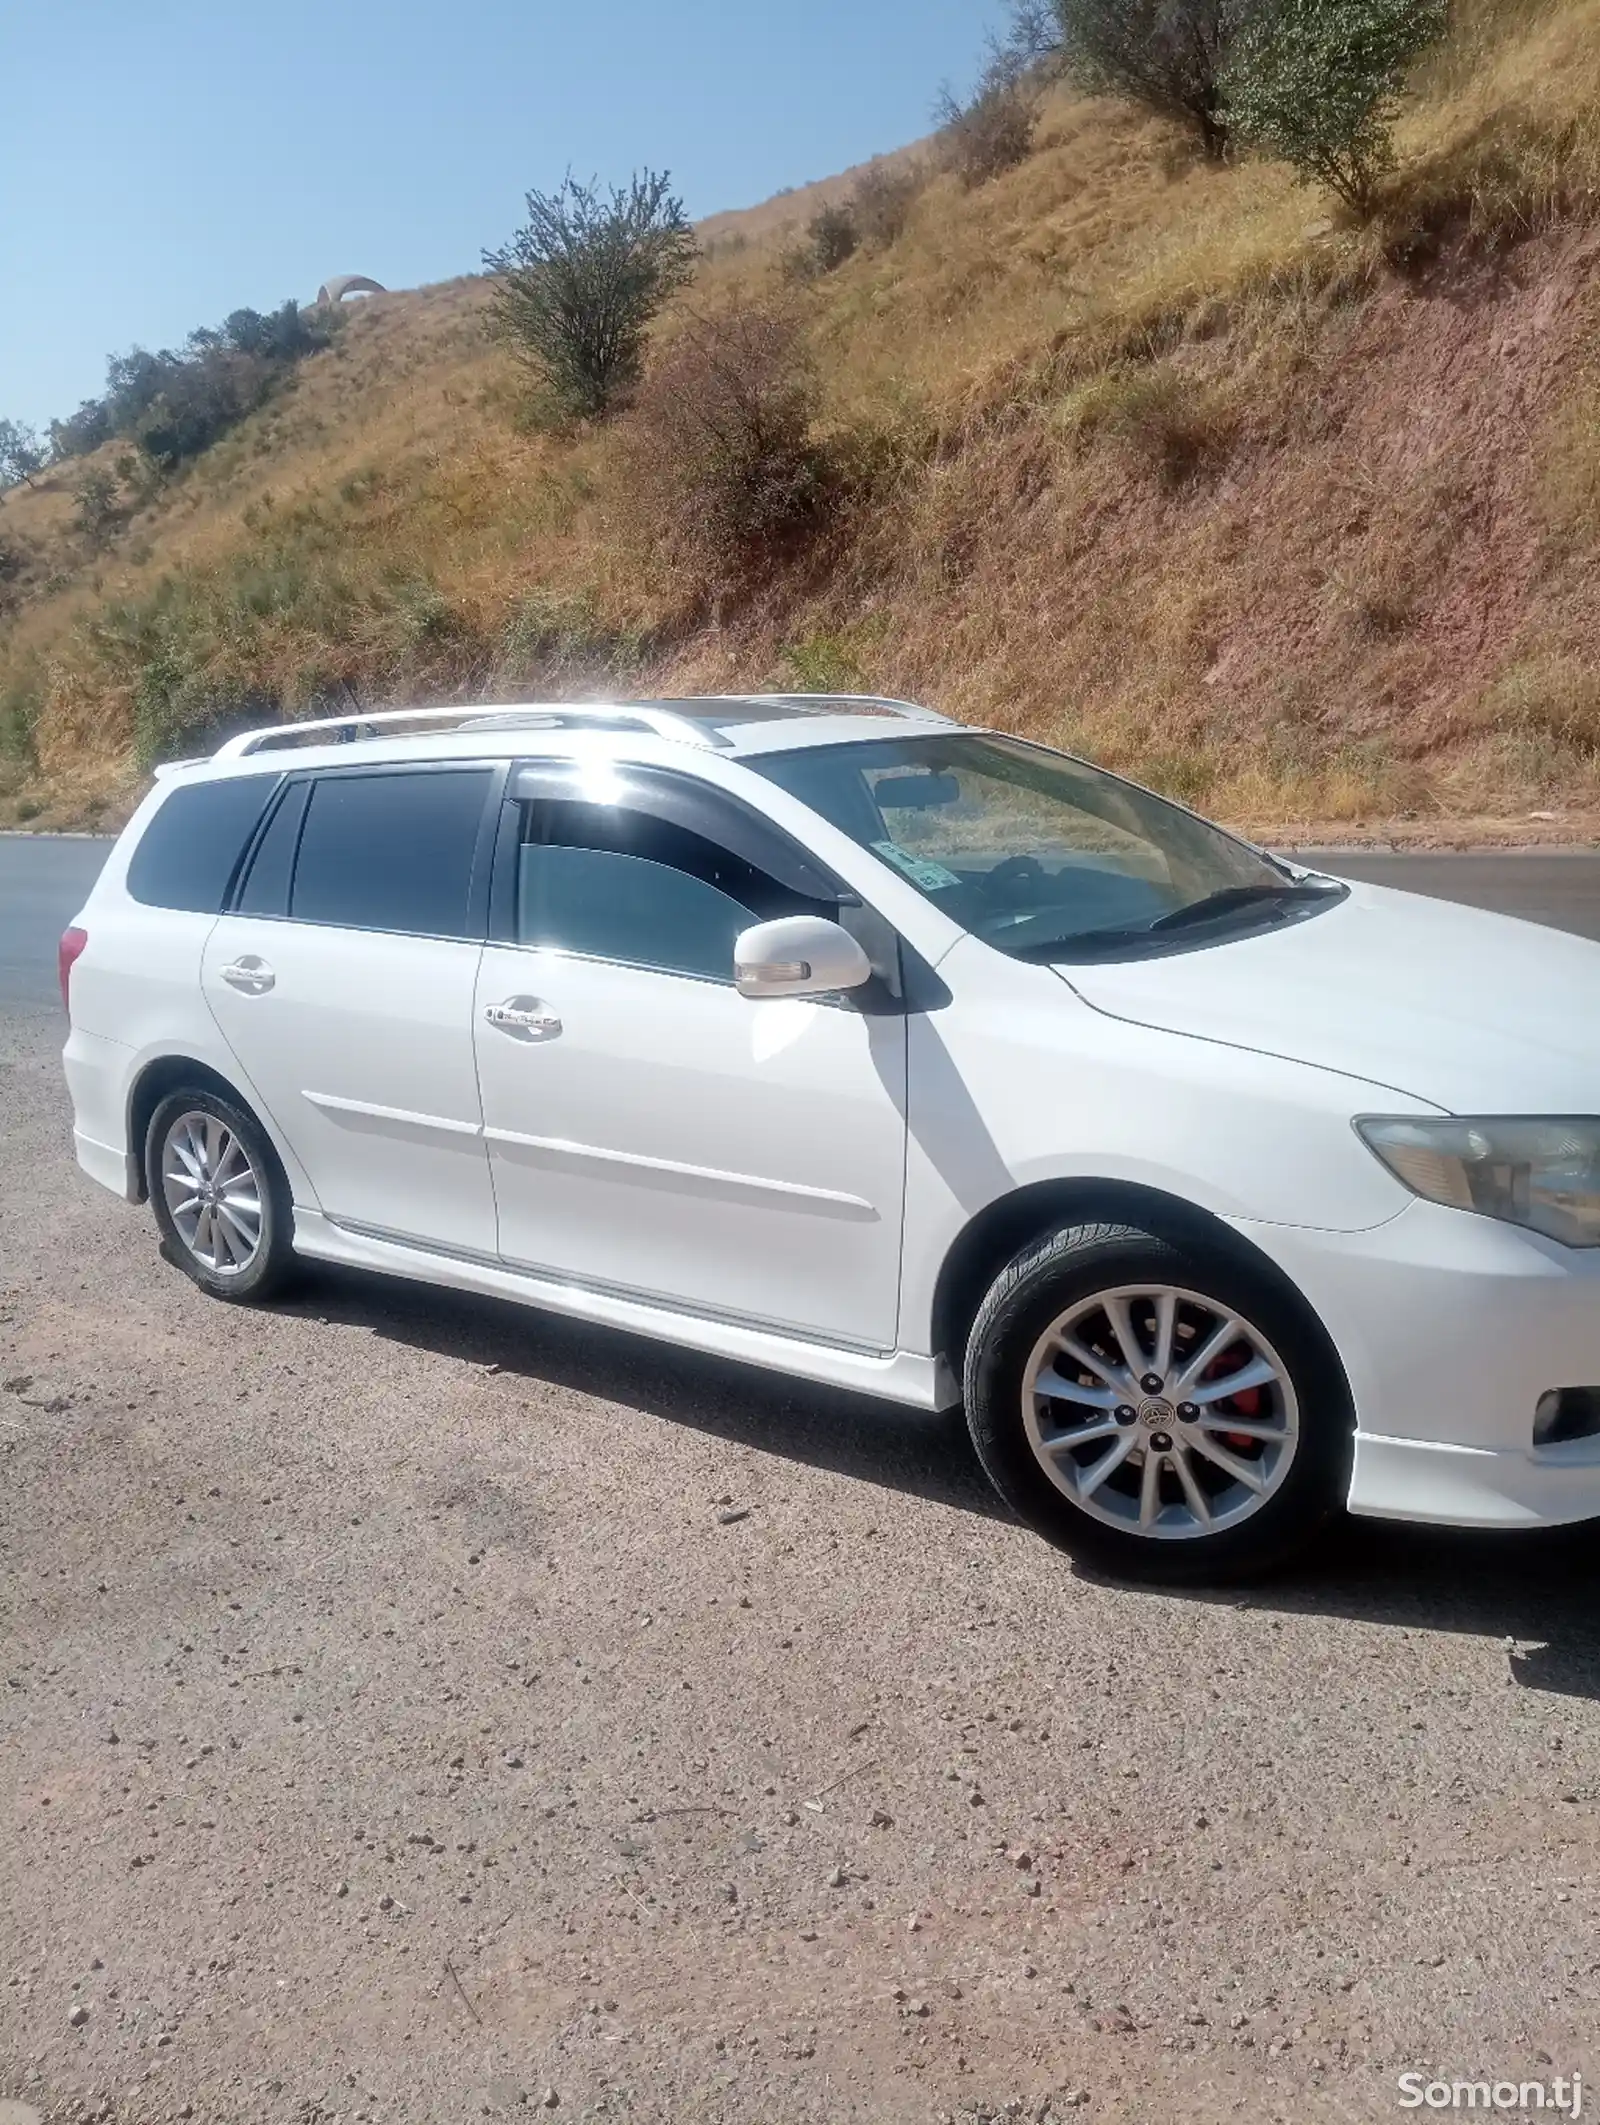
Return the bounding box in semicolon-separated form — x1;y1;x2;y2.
1057;880;1600;1113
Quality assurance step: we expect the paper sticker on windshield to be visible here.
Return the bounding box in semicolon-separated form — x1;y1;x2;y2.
871;840;961;891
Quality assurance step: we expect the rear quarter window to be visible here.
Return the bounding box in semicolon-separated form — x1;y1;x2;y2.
125;775;279;913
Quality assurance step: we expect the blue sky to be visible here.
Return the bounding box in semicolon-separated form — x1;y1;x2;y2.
1;0;1004;435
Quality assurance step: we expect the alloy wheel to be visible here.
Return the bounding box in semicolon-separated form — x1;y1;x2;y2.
1021;1283;1300;1541
160;1109;264;1277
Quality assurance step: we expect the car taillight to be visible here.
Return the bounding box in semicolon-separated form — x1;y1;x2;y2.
58;927;88;1014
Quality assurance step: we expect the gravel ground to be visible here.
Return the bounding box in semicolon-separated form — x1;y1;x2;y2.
4;1004;1600;2125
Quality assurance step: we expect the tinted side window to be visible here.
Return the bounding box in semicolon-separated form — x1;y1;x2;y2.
126;776;279;913
520;845;755;981
517;802;821;980
290;770;492;938
234;780;310;916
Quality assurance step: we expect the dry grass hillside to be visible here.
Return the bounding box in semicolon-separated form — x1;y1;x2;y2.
3;0;1599;839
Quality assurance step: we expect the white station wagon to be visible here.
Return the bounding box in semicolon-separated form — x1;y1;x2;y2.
60;695;1600;1580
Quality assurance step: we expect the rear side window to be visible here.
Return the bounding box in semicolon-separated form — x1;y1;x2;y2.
289;769;493;938
126;776;278;913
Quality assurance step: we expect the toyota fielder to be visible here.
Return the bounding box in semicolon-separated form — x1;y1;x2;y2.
59;695;1600;1580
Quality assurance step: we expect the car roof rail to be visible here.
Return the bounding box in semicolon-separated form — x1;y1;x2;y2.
211;701;734;760
748;693;959;725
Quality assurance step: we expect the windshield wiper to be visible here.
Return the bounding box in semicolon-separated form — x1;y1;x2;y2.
999;879;1346;962
1146;881;1344;934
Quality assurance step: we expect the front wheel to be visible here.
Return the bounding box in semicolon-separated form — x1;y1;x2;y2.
145;1087;296;1304
963;1222;1351;1585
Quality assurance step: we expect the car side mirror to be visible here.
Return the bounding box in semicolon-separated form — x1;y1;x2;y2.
734;915;874;1000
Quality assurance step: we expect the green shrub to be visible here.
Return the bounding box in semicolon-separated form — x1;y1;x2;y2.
0;671;42;764
497;590;644;684
1224;0;1451;214
47;302;330;469
805;203;860;273
850;164;925;249
73;468;122;547
483;171;698;420
0;419;45;491
781;201;864;283
1015;0;1262;161
779;632;871;693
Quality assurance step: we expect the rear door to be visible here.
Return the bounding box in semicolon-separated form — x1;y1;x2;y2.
472;765;909;1349
202;762;501;1255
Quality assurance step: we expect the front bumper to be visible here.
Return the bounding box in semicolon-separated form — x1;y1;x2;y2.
1235;1200;1600;1530
1345;1431;1600;1530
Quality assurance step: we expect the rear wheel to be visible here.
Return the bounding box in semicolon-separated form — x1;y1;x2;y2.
145;1087;295;1303
963;1221;1350;1585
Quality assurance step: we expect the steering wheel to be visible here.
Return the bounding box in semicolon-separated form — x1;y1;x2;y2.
982;854;1047;903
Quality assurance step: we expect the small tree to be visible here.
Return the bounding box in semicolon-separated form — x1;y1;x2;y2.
851;164;924;249
806;202;860;273
73;467;121;547
1014;0;1263;161
49;398;115;462
0;420;45;490
935;74;1040;187
1224;0;1450;214
483;171;698;420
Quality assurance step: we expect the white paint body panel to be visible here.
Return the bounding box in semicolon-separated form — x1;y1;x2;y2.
292;1209;949;1407
1067;879;1600;1112
473;944;907;1347
58;708;1600;1536
200;915;496;1255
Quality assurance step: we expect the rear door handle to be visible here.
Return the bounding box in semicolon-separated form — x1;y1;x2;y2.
484;997;562;1040
220;957;275;995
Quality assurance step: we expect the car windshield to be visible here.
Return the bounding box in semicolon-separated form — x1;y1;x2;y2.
753;734;1343;962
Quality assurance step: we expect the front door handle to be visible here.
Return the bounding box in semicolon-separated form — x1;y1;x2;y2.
220;957;275;995
484;997;562;1040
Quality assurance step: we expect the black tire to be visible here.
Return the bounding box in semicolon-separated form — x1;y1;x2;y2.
144;1085;296;1305
962;1221;1351;1586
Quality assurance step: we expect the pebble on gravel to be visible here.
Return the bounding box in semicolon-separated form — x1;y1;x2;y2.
826;1866;848;1888
68;2004;89;2027
716;1507;751;1526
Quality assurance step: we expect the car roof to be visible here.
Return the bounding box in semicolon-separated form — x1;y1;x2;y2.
165;695;968;784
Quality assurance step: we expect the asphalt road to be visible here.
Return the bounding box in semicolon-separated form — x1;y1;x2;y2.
0;836;107;1007
5;831;1600;2125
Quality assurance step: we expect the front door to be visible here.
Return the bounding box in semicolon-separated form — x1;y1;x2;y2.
473;773;908;1350
202;763;500;1256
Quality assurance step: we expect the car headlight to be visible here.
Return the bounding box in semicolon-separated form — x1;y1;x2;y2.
1357;1117;1600;1249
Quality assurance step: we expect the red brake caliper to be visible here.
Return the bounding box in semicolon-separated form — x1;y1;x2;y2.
1201;1350;1262;1453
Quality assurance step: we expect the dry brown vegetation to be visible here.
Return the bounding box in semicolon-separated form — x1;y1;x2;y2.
2;0;1599;838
